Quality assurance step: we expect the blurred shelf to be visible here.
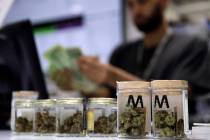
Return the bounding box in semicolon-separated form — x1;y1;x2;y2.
174;1;210;15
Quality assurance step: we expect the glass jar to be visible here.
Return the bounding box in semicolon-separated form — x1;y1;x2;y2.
11;91;38;132
87;98;117;137
151;80;189;138
34;99;56;135
117;81;151;138
12;99;34;134
56;98;85;137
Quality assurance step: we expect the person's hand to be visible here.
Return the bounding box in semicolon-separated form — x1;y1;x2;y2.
78;56;111;84
78;56;140;87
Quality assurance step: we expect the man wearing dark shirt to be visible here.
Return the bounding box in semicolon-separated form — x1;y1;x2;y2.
78;0;210;116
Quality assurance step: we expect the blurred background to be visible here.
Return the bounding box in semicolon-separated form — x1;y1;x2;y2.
2;0;210;95
0;0;210;129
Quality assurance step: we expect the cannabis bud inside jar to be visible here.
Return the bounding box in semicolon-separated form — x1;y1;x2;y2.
117;81;151;138
151;80;189;138
119;106;146;136
56;98;85;137
34;99;56;135
13;100;34;134
94;112;117;134
87;98;117;137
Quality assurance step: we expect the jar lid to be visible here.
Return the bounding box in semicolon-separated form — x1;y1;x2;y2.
88;98;117;105
57;98;84;105
117;81;150;90
12;91;38;99
151;80;188;89
15;99;34;107
34;99;56;107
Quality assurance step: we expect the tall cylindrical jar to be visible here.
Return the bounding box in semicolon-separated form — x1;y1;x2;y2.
34;99;56;136
56;98;85;137
151;80;189;138
117;81;151;138
86;98;117;137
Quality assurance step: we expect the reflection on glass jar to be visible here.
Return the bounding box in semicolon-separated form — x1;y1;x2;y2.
12;99;34;134
34;99;56;136
151;80;189;138
56;98;85;137
117;81;151;138
87;98;117;137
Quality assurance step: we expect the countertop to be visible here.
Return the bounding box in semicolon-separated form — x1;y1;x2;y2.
1;131;210;140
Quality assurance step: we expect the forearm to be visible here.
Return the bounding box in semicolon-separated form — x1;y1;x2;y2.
106;65;141;87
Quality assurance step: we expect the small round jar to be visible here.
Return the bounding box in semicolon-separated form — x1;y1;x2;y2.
12;99;34;134
86;98;117;137
117;81;151;138
151;80;189;138
34;99;56;136
56;98;85;137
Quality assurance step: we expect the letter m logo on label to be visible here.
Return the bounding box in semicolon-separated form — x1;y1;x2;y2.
127;95;143;108
154;95;169;108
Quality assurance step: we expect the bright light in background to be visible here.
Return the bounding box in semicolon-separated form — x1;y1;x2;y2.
4;0;123;72
0;0;14;27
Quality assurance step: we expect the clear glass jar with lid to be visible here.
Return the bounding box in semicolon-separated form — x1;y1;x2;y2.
86;98;117;137
117;81;151;138
151;80;189;138
34;99;56;135
11;91;38;133
12;99;34;134
56;98;85;137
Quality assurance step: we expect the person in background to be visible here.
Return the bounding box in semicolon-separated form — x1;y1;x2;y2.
78;0;210;123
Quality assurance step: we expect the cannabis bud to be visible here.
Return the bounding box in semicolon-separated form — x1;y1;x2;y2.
35;111;56;133
154;110;184;137
119;107;146;136
58;111;83;134
94;112;117;134
15;117;33;132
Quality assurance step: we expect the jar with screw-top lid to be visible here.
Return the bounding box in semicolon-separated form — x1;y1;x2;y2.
86;98;117;137
34;99;56;135
11;91;38;133
56;98;85;137
151;80;189;138
12;99;34;134
117;81;151;138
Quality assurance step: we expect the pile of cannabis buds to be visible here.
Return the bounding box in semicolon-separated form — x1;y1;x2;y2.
35;111;56;133
58;111;83;134
94;112;117;134
119;107;146;136
154;110;184;137
15;117;33;132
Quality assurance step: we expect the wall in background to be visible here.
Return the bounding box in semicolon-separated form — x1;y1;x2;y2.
4;0;123;71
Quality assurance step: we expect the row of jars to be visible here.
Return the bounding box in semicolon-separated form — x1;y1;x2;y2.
11;80;189;138
11;97;117;137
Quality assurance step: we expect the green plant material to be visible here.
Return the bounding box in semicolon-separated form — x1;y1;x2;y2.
35;111;56;133
119;107;146;136
15;117;33;133
176;119;184;137
44;45;97;93
154;110;184;137
58;111;83;134
94;112;117;134
160;127;175;137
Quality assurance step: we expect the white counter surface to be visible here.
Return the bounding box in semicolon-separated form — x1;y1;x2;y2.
1;131;210;140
